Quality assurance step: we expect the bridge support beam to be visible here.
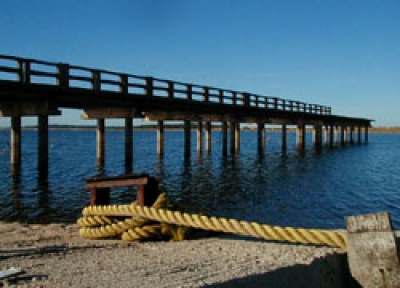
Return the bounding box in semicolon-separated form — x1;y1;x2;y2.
357;126;362;144
96;119;105;167
334;126;340;144
343;126;348;144
222;122;228;156
10;116;22;168
157;120;164;156
184;120;191;158
313;124;322;151
296;123;306;151
230;122;236;155
235;122;241;154
281;124;287;153
257;122;265;155
38;115;49;179
197;121;203;155
340;126;345;146
125;118;133;170
329;125;334;148
205;121;212;154
349;126;354;144
365;126;369;143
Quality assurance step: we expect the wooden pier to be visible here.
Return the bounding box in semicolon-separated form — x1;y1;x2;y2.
0;55;372;175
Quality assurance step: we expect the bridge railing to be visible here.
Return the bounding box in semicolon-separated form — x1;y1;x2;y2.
0;55;332;115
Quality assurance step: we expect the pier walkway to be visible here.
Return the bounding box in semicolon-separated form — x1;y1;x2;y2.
0;55;372;174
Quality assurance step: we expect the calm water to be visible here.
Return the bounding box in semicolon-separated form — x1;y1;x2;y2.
0;130;399;230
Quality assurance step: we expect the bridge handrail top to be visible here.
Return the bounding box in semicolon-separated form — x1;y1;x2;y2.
0;54;332;111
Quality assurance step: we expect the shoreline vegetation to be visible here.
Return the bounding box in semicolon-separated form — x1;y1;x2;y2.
0;124;398;133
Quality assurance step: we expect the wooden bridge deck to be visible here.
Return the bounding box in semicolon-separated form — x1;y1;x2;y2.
0;55;371;126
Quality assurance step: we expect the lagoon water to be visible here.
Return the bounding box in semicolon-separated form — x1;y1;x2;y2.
0;130;399;230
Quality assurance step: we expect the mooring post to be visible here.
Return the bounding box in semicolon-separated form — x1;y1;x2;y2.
38;115;49;175
96;118;105;166
125;117;133;169
281;124;287;153
10;116;22;168
222;121;228;156
257;122;265;155
157;120;164;156
184;120;191;158
205;121;212;154
346;212;400;287
197;121;203;155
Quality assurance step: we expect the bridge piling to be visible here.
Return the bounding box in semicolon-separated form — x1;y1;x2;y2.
235;122;241;154
230;121;236;155
221;122;228;156
125;118;133;170
10;116;22;168
38;115;49;175
205;122;212;154
197;121;203;155
349;126;354;144
96;119;105;167
157;120;164;156
296;123;306;151
340;126;345;146
257;122;265;155
184;120;191;158
281;124;287;153
329;125;334;148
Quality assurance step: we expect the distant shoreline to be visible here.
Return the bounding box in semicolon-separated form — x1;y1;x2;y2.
0;125;399;133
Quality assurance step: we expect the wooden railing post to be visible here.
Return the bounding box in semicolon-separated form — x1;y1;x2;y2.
167;81;174;99
218;90;224;104
120;74;128;94
186;84;192;101
24;60;31;84
145;77;153;97
203;87;209;102
57;63;69;88
243;92;250;107
92;70;101;91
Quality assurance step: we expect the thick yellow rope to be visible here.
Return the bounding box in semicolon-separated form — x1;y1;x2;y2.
78;193;168;240
80;201;347;248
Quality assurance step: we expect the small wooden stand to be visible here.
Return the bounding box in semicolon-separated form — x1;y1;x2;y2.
86;173;160;207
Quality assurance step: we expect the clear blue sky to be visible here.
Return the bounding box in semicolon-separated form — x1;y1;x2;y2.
0;0;399;127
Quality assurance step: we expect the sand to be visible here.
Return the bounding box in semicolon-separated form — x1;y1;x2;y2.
0;221;351;287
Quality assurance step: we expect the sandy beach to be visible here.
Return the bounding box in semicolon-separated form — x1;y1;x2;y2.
0;221;355;287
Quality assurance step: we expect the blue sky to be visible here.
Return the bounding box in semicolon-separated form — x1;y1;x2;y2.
0;0;399;127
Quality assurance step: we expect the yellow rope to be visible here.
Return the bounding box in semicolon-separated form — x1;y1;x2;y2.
78;193;168;239
80;200;347;248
